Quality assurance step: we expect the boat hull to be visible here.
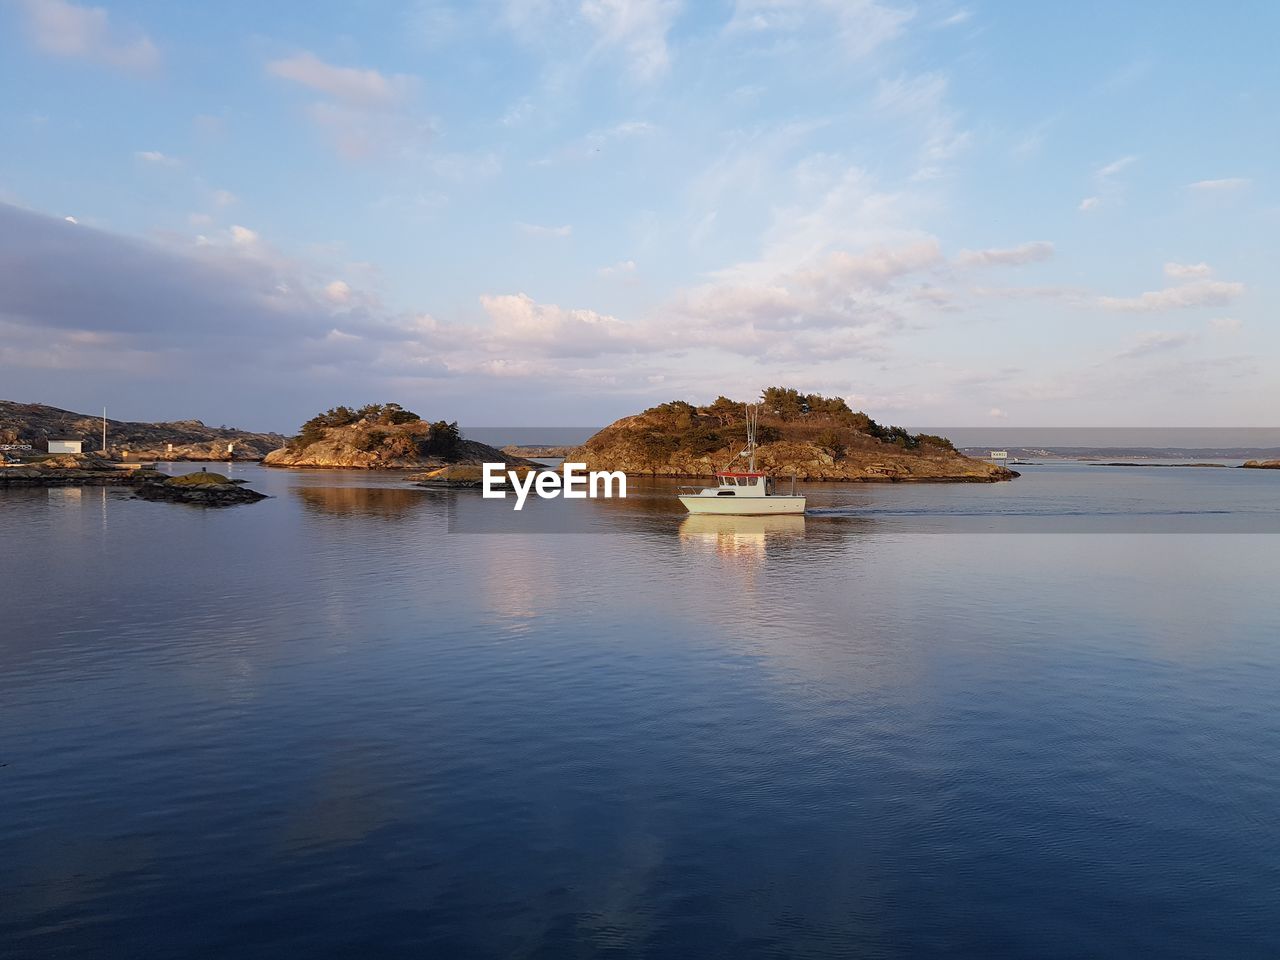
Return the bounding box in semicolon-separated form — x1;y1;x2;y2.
678;495;806;515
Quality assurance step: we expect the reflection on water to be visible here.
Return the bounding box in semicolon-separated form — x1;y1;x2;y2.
2;462;1279;958
294;484;428;519
679;513;806;560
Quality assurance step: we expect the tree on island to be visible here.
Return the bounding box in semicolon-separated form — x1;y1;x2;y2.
289;402;425;449
625;388;954;455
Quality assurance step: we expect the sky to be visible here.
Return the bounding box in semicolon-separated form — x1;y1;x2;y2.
0;0;1276;433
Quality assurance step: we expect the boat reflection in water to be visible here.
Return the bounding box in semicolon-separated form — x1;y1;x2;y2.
677;513;806;566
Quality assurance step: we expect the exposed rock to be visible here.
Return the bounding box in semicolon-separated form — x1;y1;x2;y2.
409;463;540;487
1242;459;1280;469
265;419;536;471
133;471;267;506
570;392;1019;483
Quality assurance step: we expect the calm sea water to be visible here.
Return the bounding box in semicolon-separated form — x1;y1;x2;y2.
2;463;1278;959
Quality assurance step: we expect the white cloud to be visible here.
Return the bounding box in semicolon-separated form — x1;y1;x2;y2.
267;52;412;106
267;52;426;159
1187;178;1250;192
1163;262;1212;280
479;292;638;357
1115;331;1193;360
938;9;972;27
988;407;1007;419
212;189;237;207
324;280;352;304
517;222;573;238
956;241;1053;268
580;0;681;83
63;215;79;224
598;259;637;276
1078;196;1100;212
17;0;159;71
135;150;179;167
729;0;914;60
1100;279;1243;312
1208;317;1242;333
874;72;970;179
669;240;940;362
1095;155;1137;180
229;225;259;245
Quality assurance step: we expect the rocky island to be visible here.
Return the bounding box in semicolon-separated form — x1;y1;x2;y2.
1242;459;1280;469
263;403;536;471
570;388;1018;482
0;400;285;461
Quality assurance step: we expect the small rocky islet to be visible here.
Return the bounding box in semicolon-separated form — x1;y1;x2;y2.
133;471;268;505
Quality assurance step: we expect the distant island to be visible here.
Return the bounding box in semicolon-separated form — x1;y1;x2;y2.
1242;459;1280;469
958;445;1280;461
0;401;284;461
570;388;1018;482
263;403;536;470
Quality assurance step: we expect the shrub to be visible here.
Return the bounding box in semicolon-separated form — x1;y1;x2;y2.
916;433;955;451
815;428;846;455
423;421;461;456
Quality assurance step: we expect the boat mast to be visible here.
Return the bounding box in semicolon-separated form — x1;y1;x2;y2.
744;403;757;472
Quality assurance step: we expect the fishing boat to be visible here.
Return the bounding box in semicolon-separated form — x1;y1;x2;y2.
677;405;806;515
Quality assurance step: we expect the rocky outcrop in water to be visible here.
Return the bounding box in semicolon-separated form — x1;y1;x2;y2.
133;472;267;505
1242;459;1280;469
570;390;1019;482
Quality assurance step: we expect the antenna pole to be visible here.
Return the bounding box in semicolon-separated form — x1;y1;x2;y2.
102;407;107;453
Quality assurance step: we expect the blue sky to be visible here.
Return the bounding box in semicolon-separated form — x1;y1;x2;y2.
0;0;1275;431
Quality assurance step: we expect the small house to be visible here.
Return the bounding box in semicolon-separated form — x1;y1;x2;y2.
47;438;83;455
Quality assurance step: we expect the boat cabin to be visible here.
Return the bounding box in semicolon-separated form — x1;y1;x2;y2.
707;472;773;497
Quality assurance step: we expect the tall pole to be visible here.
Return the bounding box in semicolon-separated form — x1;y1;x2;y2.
102;407;107;454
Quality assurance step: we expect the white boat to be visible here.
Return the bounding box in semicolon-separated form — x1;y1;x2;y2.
677;405;806;515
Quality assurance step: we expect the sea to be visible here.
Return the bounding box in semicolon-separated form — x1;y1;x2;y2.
1;460;1277;958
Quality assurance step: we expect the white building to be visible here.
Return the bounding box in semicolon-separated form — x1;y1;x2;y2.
47;438;83;455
